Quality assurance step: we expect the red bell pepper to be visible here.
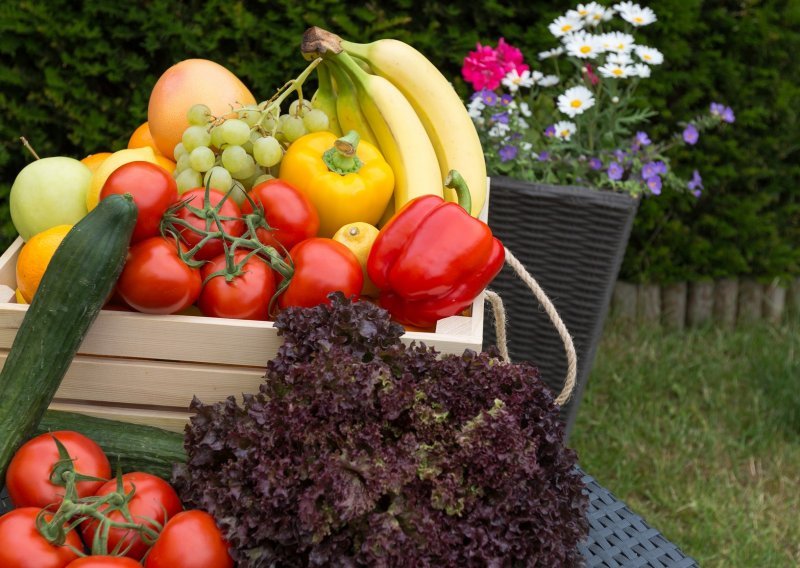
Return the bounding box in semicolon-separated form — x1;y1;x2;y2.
367;171;505;328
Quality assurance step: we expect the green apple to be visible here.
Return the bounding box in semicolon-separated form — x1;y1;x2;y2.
10;157;92;241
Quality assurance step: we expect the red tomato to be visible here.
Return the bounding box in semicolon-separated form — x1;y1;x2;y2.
278;238;363;309
0;507;83;568
174;188;245;261
67;556;143;567
240;179;320;252
144;510;233;568
198;249;277;320
116;237;202;314
99;161;178;244
81;472;183;561
7;431;110;509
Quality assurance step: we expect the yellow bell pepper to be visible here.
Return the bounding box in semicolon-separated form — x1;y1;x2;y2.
278;130;394;237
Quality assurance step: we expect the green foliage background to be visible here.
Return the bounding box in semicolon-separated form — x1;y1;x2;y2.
0;0;797;282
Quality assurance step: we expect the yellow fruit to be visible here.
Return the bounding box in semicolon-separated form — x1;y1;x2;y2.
332;222;380;297
154;154;177;174
148;59;257;158
14;289;26;304
127;121;164;156
80;152;112;174
86;147;160;211
16;224;72;302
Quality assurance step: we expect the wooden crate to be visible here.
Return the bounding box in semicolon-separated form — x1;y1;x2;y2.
0;237;485;432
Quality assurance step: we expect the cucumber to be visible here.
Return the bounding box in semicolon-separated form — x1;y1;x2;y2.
37;410;186;481
0;194;137;486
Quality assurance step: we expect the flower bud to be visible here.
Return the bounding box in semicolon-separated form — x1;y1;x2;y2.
612;96;620;104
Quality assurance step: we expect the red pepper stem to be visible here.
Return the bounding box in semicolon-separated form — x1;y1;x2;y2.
444;169;473;214
323;130;363;174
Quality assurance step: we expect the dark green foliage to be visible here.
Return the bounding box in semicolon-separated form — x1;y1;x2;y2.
0;0;797;281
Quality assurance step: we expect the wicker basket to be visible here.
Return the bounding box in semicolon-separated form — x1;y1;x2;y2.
484;178;639;437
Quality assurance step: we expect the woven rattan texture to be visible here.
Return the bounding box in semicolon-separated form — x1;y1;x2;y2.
484;178;639;436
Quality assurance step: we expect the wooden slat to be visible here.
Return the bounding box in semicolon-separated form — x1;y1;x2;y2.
48;401;190;433
0;237;22;288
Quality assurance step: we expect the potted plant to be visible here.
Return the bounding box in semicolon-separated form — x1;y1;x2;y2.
461;1;734;436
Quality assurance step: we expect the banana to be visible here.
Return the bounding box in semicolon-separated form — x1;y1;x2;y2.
327;52;443;211
311;63;342;136
342;38;487;217
324;61;380;148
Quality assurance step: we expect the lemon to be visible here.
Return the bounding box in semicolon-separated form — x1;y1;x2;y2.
86;147;160;211
332;222;380;297
14;288;26;304
16;224;73;302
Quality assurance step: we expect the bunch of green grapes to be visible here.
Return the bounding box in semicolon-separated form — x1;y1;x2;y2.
171;100;330;205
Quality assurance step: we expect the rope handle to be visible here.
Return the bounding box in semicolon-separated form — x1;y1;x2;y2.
485;247;577;406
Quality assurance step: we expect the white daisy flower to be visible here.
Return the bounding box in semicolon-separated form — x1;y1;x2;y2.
557;85;595;117
564;32;604;59
488;122;511;138
549;15;584;37
607;51;633;65
501;69;535;92
585;6;613;26
598;62;635;79
600;31;636;52
574;2;602;18
615;2;657;26
632;63;651;78
553;120;577;140
635;45;664;65
538;46;565;60
519;101;533;117
467;97;485;119
538;74;561;87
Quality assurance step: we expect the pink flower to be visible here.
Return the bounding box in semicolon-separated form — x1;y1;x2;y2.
583;63;600;86
462;38;529;91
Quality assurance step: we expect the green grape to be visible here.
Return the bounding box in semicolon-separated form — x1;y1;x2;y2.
221;145;249;172
189;146;216;173
303;108;330;133
261;112;278;134
251;173;275;187
219;119;251;146
227;181;248;207
289;99;312;117
203;166;233;194
238;108;262;127
187;103;212;126
176;153;191;173
282;115;307;143
242;130;261;154
253;136;283;168
173;142;188;162
230;154;257;180
176;168;202;194
182;125;211;152
209;124;226;149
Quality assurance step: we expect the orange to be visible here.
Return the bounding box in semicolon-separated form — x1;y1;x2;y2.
16;224;73;303
148;59;257;158
128;121;164;156
80;152;112;174
154;154;177;174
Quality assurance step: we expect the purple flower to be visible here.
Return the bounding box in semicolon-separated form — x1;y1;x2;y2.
641;161;667;179
537;151;551;161
544;125;556;138
589;157;603;170
635;131;651;146
499;144;518;162
711;102;735;124
710;102;725;115
683;124;699;145
653;161;668;175
480;89;498;106
607;161;624;181
500;94;514;106
646;175;662;195
613;149;627;162
491;111;510;124
688;169;703;197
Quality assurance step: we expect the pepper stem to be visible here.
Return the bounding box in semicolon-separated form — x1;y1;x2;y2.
323;130;363;174
444;170;473;214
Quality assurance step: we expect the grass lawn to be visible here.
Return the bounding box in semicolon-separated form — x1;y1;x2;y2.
570;318;799;567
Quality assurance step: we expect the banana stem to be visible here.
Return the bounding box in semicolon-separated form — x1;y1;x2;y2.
323;130;363;174
444;170;473;214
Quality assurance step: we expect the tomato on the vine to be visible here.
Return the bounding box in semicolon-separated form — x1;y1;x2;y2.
144;510;233;568
174;188;245;261
66;556;143;567
198;249;277;320
278;238;363;309
99;161;178;244
116;237;202;314
240;179;320;253
7;431;110;509
0;507;83;568
81;472;183;561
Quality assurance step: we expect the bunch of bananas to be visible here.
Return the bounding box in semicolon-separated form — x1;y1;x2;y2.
303;27;487;218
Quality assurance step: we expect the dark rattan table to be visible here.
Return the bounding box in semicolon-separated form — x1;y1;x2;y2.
0;471;696;567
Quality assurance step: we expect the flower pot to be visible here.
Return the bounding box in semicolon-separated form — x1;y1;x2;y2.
484;177;639;438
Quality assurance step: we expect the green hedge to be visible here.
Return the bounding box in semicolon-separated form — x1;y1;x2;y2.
0;0;797;282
